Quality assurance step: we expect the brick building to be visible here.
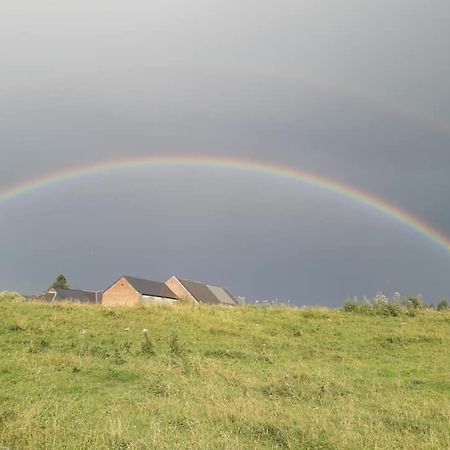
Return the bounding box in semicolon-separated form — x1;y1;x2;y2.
165;276;238;306
102;276;178;307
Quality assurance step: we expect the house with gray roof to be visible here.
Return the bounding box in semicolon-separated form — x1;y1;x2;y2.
165;276;238;306
42;287;102;304
102;275;178;306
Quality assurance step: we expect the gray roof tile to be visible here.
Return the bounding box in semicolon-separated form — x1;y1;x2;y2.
124;276;177;299
49;288;101;303
176;278;237;305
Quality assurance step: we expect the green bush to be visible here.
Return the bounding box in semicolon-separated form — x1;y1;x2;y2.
169;331;185;357
408;297;423;309
437;300;449;311
374;303;402;317
343;299;402;317
0;291;25;302
343;300;358;312
406;308;419;317
141;332;155;356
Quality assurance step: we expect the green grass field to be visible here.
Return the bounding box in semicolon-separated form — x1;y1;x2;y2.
1;298;449;449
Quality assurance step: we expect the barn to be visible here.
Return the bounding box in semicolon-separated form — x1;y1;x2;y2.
42;287;102;304
102;276;178;307
165;276;238;306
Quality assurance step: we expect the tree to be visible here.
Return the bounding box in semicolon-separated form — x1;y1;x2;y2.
52;274;69;289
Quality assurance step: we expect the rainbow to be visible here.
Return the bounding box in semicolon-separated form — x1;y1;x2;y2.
1;155;450;253
195;62;450;136
255;66;450;136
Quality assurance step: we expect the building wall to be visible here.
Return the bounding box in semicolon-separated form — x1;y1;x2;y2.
165;276;197;303
141;295;177;304
102;277;140;306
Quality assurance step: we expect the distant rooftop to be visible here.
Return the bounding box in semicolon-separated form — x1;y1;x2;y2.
46;287;102;304
123;276;178;299
175;277;237;305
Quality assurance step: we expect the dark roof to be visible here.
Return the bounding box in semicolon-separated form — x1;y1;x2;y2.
124;276;177;299
207;284;237;306
49;288;102;304
176;278;237;305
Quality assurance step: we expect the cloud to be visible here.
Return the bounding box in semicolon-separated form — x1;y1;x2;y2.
1;0;449;304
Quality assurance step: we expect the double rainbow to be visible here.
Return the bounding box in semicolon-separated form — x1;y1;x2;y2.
1;155;449;254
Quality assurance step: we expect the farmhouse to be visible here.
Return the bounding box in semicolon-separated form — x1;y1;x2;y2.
165;276;238;306
102;275;178;307
42;287;102;304
39;275;239;307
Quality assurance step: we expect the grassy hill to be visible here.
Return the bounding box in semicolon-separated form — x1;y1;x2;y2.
1;298;449;449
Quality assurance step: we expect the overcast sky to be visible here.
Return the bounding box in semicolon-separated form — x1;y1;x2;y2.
1;1;450;306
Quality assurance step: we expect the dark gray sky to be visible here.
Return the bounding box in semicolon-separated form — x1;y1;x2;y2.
1;1;450;306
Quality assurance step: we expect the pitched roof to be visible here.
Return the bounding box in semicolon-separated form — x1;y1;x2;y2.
48;288;101;303
176;278;237;305
123;276;178;299
207;284;237;305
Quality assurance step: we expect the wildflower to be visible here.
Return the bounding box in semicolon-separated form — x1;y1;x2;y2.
80;329;87;335
374;292;388;305
124;328;130;332
142;328;148;334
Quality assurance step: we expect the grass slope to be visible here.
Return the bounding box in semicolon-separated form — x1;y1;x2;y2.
1;300;449;449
